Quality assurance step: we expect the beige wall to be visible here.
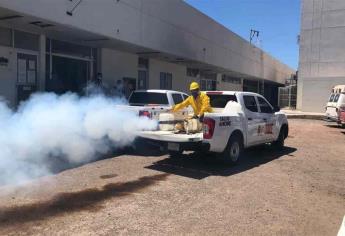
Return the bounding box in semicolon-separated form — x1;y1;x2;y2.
149;59;189;92
101;48;138;88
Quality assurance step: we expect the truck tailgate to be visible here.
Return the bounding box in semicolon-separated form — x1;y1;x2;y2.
139;131;203;143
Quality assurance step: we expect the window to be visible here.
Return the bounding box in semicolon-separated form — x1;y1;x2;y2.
334;94;340;103
14;30;39;51
208;95;237;108
160;72;172;89
257;96;273;113
129;92;169;106
138;57;149;69
183;94;189;100
172;93;183;105
243;95;258;112
50;39;91;58
329;94;335;102
0;27;12;47
187;68;199;77
221;75;241;84
201;79;216;91
138;70;148;89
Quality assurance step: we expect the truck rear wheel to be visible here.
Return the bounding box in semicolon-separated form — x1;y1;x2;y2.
222;134;243;165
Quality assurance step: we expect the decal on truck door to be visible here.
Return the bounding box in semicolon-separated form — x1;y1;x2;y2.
219;116;231;127
258;123;274;135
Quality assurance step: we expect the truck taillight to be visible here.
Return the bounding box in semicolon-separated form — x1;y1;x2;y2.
139;110;151;119
203;118;215;139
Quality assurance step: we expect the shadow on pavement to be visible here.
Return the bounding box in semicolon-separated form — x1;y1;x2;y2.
0;174;169;227
145;146;297;180
324;124;345;129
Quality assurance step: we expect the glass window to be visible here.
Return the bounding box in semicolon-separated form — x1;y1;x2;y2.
334;94;340;103
51;39;91;57
183;94;189;100
160;72;172;89
201;79;216;91
243;95;258;112
209;94;237;108
138;57;149;69
14;30;39;51
129;92;169;106
138;70;148;89
329;93;335;102
0;27;12;47
257;96;273;113
172;93;183;105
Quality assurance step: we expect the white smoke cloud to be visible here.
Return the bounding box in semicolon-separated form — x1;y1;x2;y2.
0;93;157;185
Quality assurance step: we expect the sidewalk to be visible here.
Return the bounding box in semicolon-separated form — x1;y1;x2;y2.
281;109;325;120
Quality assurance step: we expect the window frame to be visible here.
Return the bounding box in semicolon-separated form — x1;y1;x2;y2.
243;95;259;113
257;96;274;113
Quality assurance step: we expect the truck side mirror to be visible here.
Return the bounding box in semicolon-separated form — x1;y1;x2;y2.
273;106;280;112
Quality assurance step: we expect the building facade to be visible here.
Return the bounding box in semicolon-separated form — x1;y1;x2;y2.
299;0;345;112
0;0;294;108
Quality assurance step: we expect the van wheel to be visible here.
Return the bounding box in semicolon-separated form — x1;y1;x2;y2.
272;127;286;149
169;150;183;158
222;134;243;165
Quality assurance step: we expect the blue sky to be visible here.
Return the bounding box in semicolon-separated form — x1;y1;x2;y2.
185;0;300;70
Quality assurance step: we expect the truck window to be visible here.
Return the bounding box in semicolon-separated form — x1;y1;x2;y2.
182;94;189;100
329;93;335;102
172;93;183;105
208;94;237;108
334;94;340;103
129;92;169;106
243;95;258;112
257;96;273;113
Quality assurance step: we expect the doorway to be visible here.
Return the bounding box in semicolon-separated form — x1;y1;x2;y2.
16;53;37;105
46;56;89;95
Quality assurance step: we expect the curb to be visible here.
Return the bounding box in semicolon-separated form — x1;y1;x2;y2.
286;115;325;120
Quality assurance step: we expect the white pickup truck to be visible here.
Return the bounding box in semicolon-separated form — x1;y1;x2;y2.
119;89;190;120
140;91;289;164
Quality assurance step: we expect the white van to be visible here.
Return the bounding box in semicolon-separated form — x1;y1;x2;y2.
325;85;345;122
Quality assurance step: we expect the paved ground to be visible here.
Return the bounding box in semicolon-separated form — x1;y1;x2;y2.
0;120;344;236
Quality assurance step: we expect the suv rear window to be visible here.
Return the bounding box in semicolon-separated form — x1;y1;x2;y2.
329;93;335;102
208;94;237;108
334;94;340;103
129;92;169;106
172;93;183;105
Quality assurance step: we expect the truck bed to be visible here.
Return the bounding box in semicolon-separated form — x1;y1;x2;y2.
139;130;203;143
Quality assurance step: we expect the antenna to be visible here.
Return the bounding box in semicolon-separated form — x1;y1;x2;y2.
250;29;260;44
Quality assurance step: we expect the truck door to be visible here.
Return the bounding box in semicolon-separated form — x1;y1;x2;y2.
257;96;276;141
243;95;262;146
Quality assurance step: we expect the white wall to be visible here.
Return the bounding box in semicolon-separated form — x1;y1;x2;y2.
298;0;345;112
101;48;137;88
0;46;16;106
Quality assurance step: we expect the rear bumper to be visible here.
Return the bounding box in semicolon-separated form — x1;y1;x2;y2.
139;137;210;152
324;116;339;122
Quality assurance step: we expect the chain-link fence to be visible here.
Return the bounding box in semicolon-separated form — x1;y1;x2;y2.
278;85;297;109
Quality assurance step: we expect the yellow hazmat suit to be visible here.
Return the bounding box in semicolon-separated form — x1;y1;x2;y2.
172;92;213;116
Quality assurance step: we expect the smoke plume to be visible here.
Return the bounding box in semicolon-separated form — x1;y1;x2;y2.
0;92;157;185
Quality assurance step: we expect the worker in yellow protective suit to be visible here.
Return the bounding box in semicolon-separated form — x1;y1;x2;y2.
171;82;212;122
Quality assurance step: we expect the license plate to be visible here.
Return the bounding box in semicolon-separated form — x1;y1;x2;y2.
168;143;180;151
